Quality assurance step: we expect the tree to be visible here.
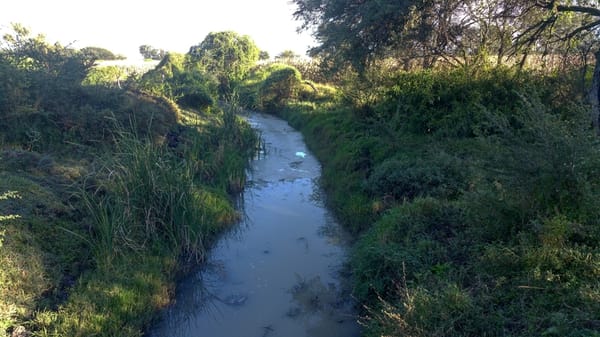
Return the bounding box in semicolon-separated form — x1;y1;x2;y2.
293;0;600;130
187;31;259;97
293;0;417;70
137;52;218;110
275;50;299;63
139;44;166;60
293;0;600;69
505;1;600;132
293;0;495;70
259;51;270;61
80;46;124;61
259;64;302;111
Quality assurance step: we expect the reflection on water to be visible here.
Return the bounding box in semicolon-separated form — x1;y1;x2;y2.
148;112;360;337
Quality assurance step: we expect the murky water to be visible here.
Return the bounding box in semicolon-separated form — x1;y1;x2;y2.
149;112;361;337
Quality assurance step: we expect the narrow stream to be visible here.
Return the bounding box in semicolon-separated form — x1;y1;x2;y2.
149;112;361;337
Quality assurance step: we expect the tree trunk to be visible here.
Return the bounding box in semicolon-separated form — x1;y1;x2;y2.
589;50;600;136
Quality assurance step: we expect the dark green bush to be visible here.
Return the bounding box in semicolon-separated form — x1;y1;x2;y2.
352;198;468;301
238;63;302;113
375;67;544;137
259;64;301;111
172;71;216;110
365;151;467;201
137;53;217;111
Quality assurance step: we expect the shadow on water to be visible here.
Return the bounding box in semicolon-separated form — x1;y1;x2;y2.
148;112;361;337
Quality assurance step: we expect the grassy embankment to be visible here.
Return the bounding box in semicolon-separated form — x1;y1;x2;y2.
0;78;257;335
240;63;600;336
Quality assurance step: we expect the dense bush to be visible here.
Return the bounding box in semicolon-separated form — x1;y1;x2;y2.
137;53;217;111
238;63;303;112
365;151;467;201
354;67;552;137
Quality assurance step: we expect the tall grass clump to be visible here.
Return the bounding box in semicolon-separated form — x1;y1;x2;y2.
189;101;259;194
85;128;236;264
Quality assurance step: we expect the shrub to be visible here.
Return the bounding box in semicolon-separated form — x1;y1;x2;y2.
258;64;302;112
238;63;302;113
365;151;467;202
352;198;468;301
171;71;216;110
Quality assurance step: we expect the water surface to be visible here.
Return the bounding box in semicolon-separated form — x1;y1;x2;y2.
150;112;360;337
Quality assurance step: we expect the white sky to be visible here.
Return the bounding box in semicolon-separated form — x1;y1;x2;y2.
0;0;316;59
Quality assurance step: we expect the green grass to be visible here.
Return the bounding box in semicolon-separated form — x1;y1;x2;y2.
0;97;257;336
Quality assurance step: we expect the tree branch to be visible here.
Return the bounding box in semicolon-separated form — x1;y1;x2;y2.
567;19;600;39
556;5;600;17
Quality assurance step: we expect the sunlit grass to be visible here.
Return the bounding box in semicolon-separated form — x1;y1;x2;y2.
0;220;48;333
35;253;175;337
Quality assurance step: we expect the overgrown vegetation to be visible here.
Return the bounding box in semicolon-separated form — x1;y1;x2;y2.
282;69;600;336
239;3;600;335
239;56;600;336
0;24;257;337
4;1;600;335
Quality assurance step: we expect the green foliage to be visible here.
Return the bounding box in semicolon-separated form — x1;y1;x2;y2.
84;129;236;263
1;24;94;113
80;46;124;61
82;65;126;87
375;67;543;137
0;55;29;114
259;64;302;112
365;151;468;201
188;31;259;96
276;65;600;337
0;87;178;152
137;52;217;110
0;25;259;337
30;104;257;336
139;44;165;60
34;253;176;337
259;50;270;60
292;1;600;72
352;198;468;300
171;70;216;110
0;168;90;336
190;103;259;193
292;0;415;70
238;63;303;113
275;49;299;62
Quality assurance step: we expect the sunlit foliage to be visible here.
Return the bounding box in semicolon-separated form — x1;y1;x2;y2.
188;31;259;96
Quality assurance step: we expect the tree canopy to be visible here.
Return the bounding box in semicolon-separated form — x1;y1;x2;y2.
187;31;259;96
275;50;300;62
139;44;166;60
292;0;600;70
80;46;124;61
